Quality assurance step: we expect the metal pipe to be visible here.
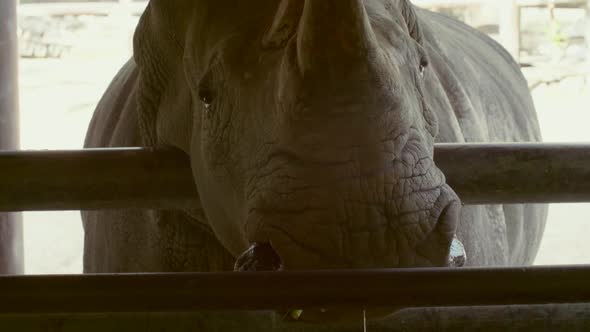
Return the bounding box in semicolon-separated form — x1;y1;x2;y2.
0;148;197;212
0;266;589;313
434;143;590;204
1;143;590;212
0;0;24;273
1;306;589;331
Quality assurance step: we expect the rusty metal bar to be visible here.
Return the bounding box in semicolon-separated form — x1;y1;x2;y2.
1;143;590;212
0;266;588;313
0;0;24;273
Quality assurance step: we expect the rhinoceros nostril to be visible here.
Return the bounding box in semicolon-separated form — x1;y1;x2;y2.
412;197;463;267
449;236;467;267
437;201;466;267
234;242;283;272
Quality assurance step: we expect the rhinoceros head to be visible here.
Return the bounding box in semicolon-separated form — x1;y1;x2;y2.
138;0;461;272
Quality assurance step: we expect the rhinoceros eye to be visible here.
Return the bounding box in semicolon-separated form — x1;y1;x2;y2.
419;57;429;77
198;85;215;112
197;66;217;112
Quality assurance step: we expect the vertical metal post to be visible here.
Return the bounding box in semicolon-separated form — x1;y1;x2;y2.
499;0;521;61
585;0;590;85
0;0;25;274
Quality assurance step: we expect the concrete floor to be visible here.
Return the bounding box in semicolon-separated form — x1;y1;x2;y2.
17;14;590;274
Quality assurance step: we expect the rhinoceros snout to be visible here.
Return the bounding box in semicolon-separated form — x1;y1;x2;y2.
412;193;465;268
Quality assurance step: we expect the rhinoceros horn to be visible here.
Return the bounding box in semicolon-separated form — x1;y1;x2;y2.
296;0;379;74
263;0;303;49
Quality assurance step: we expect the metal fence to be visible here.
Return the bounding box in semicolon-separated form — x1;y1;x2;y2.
1;143;590;315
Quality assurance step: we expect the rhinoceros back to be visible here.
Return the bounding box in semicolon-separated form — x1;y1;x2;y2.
84;59;141;149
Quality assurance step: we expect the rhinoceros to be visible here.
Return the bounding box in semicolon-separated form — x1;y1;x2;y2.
82;0;549;328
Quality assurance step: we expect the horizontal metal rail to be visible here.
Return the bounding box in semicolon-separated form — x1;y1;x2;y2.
0;266;589;313
0;147;196;212
435;143;590;204
1;143;590;211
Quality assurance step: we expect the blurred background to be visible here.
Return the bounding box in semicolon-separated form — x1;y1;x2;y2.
15;0;590;273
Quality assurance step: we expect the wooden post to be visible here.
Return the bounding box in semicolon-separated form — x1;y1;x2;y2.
0;0;25;274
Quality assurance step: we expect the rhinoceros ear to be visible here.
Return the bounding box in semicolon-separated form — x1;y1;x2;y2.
400;0;423;44
133;1;196;146
135;1;195;54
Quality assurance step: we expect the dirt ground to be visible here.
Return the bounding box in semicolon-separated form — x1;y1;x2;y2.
17;13;590;274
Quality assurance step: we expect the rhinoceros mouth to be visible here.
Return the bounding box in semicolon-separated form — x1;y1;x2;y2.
235;194;466;272
233;218;466;323
233;202;467;271
232;238;466;323
233;235;466;272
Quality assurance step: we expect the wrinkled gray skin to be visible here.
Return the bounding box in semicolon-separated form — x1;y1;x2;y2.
82;0;548;328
